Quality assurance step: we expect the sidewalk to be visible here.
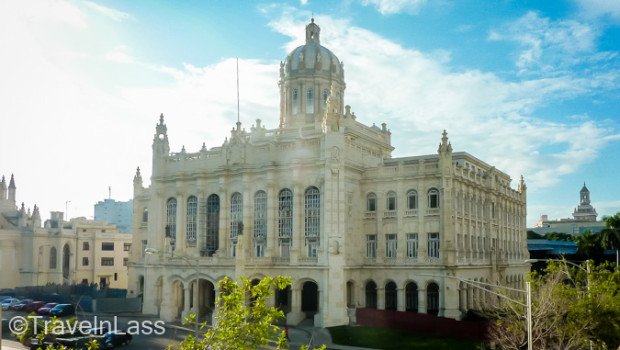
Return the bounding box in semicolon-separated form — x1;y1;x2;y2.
1;339;25;349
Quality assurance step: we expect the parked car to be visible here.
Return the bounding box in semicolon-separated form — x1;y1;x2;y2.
26;301;46;313
37;302;59;315
49;303;75;317
29;328;89;350
12;299;34;311
101;330;133;348
1;298;20;310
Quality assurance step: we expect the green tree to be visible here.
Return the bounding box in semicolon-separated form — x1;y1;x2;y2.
171;276;325;350
600;212;620;266
544;232;574;242
576;230;604;260
527;230;542;239
486;260;620;350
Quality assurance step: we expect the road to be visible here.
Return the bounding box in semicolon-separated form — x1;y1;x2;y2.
2;310;186;350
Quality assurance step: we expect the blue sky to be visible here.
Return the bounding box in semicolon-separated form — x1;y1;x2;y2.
1;0;619;226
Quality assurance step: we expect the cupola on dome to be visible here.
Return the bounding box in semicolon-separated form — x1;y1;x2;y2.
282;19;343;78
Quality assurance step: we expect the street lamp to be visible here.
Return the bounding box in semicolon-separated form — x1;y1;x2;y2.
143;248;159;314
455;277;533;350
145;247;201;335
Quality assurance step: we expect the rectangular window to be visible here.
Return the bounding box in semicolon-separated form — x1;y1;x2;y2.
306;88;314;114
101;242;114;251
123;258;128;266
406;233;418;258
366;235;377;258
386;234;397;258
307;239;318;258
82;257;89;266
280;238;290;258
255;243;264;257
83;242;89;251
387;197;396;211
101;257;114;266
292;89;299;115
428;232;440;258
124;243;131;251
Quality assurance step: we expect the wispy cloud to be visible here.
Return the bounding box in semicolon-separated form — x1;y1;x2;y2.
489;11;598;74
572;0;620;22
83;1;134;22
269;14;617;193
359;0;428;15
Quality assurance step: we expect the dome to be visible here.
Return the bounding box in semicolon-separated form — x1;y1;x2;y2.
282;19;343;78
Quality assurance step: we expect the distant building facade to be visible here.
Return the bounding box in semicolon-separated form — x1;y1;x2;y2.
127;20;529;327
0;174;132;290
531;183;606;235
95;198;133;233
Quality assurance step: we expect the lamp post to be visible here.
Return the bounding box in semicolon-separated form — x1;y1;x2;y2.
145;247;200;335
525;258;592;350
143;247;159;314
455;277;533;350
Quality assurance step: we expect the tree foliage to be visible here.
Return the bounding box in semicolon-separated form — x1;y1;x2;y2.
170;276;325;350
600;212;620;265
486;260;620;350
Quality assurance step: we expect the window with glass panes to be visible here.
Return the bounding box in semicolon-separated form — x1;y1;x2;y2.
366;235;377;258
428;232;440;258
406;233;418;258
386;234;397;258
186;196;198;244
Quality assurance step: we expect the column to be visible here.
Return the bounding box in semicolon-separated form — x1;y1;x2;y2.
183;285;190;316
287;286;304;325
176;194;186;253
418;287;426;313
377;286;385;310
397;287;405;311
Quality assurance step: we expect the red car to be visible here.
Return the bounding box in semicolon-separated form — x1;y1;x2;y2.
27;301;46;313
12;299;33;311
37;302;59;315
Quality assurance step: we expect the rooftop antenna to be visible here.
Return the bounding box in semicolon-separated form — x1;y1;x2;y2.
236;58;240;124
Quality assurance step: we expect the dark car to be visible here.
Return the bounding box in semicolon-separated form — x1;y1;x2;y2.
30;330;90;350
37;302;59;315
49;303;75;317
102;330;133;348
12;298;34;311
26;301;46;313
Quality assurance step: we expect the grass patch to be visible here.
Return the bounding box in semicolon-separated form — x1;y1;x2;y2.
328;325;481;350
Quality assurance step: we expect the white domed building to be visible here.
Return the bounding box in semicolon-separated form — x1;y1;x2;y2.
128;20;529;327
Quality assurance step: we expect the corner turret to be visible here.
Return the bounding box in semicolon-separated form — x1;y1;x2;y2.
152;114;170;177
8;174;16;205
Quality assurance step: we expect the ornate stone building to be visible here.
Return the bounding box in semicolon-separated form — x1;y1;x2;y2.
128;20;529;326
0;174;132;290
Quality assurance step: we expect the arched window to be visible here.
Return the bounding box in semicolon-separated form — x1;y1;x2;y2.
49;246;57;269
367;193;376;212
407;190;417;210
292;89;299;115
428;188;440;208
230;192;243;239
62;244;70;279
406;282;418;312
385;282;397;310
386;191;397;211
254;191;267;257
186;196;198;245
142;207;148;222
306;88;314;114
166;198;177;239
365;281;377;309
322;89;329;109
205;194;220;257
279;189;293;257
305;187;320;257
427;283;440;316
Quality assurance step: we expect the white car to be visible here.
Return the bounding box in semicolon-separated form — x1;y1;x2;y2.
1;298;20;310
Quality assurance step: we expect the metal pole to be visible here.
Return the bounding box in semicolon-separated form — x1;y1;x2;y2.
526;281;532;350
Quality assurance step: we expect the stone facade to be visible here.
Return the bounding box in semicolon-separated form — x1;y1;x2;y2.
0;175;132;290
128;20;529;327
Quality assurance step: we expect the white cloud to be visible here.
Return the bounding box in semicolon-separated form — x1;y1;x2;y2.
489;11;598;73
269;15;617;195
359;0;428;15
572;0;620;22
83;1;134;22
0;0;88;28
105;45;134;63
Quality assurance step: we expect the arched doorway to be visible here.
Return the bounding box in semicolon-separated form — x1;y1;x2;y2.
365;281;377;309
405;282;418;312
172;281;184;319
199;279;215;323
62;244;70;280
427;282;439;316
385;282;397;310
301;281;319;318
276;285;291;313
